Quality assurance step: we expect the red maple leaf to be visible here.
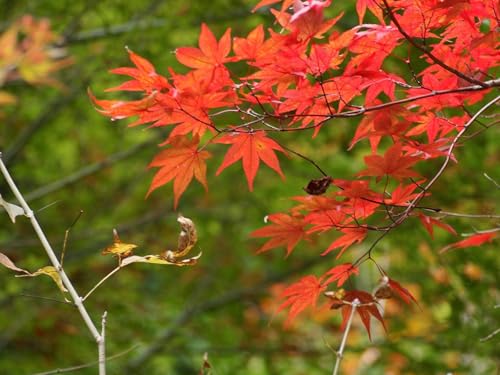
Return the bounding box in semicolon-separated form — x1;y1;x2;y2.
278;275;326;326
440;232;497;253
215;130;286;191
322;227;368;258
387;278;418;305
251;213;307;256
322;263;359;287
385;183;422;206
340;290;386;340
147;135;211;208
358;143;420;182
417;213;457;239
176;23;232;70
252;0;292;13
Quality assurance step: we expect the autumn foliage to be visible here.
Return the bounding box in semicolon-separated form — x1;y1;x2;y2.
92;0;499;335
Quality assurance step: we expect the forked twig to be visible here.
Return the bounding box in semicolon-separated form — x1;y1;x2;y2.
0;154;106;375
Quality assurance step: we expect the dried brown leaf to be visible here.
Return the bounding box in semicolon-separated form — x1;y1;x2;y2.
0;252;30;274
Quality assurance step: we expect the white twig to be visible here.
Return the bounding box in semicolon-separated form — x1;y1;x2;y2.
332;298;360;375
99;311;108;374
32;344;141;375
480;327;500;342
0;154;105;374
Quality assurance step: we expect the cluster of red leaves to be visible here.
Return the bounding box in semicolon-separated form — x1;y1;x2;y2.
92;0;499;334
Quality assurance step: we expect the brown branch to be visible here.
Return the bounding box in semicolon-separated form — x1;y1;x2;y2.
380;0;488;87
353;94;499;265
229;79;499;133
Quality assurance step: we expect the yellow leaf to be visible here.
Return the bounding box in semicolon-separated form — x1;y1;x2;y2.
121;252;202;267
30;266;68;293
101;229;138;258
102;242;138;257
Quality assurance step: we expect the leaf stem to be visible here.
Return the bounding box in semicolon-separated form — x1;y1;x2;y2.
83;265;122;302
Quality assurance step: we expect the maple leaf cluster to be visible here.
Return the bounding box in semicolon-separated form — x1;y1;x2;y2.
92;0;499;334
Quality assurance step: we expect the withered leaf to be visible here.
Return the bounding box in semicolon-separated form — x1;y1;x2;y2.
163;215;198;261
0;252;30;274
374;284;393;300
101;229;138;258
18;266;68;294
304;176;332;195
0;194;24;223
121;252;202;267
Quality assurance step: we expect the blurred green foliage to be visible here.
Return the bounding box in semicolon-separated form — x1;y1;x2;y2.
0;0;498;374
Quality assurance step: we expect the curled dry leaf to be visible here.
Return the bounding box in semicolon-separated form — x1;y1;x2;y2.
163;215;198;262
0;194;25;223
0;252;30;274
18;266;68;294
304;176;332;195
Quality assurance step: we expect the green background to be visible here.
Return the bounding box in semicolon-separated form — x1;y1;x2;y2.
0;0;498;374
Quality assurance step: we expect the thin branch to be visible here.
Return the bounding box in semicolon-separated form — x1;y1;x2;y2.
19;293;74;306
380;0;487;87
480;328;500;342
99;311;108;375
0;154;104;373
425;210;500;219
461;227;500;236
279;143;329;177
61;210;84;267
83;265;122;302
332;299;360;375
253;79;500;133
32;344;141;375
484;173;500;189
410;96;499;206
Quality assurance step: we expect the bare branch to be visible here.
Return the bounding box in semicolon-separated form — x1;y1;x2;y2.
332;299;360;375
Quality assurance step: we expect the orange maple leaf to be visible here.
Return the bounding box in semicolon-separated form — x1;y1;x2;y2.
322;227;368;258
215;130;285;191
176;23;232;70
278;275;326;326
106;48;169;93
322;263;359;286
147;135;211;208
251;213;307;256
358;143;420;181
